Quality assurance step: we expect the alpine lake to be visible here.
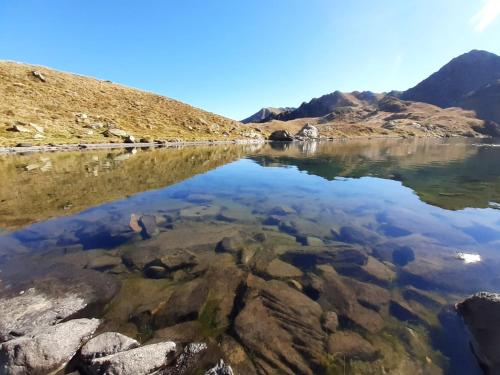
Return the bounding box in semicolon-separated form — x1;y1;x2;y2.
1;138;500;375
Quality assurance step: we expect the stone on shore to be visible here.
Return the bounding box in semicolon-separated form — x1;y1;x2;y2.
9;122;31;133
104;128;129;138
296;123;319;139
88;341;176;375
31;70;46;82
80;332;140;361
269;130;294;142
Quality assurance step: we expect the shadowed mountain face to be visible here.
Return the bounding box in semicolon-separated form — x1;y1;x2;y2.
276;91;381;121
458;80;500;126
241;107;294;123
401;50;500;109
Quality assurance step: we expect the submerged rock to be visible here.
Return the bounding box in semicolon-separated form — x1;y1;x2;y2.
327;331;378;361
234;275;326;374
265;258;303;278
215;235;244;254
322;311;339;333
205;359;234;375
333;226;381;246
312;265;385;333
0;318;100;375
456;292;500;374
164;342;208;375
138;215;159;238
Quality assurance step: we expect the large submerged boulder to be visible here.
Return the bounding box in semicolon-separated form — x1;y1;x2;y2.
234;275;327;374
456;292;500;374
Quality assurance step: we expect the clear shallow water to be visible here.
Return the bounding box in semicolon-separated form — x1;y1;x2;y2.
0;139;499;374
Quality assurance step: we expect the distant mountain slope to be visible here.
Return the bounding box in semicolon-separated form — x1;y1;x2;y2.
252;96;492;139
401;50;500;108
276;91;383;121
241;107;293;123
0;61;261;146
458;80;500;125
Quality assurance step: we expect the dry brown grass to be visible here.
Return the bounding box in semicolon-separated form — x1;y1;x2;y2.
0;61;261;146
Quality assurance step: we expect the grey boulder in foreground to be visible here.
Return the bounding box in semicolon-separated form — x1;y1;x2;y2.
0;288;234;374
456;292;500;375
0;318;100;375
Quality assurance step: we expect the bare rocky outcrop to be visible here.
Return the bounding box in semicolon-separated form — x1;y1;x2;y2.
0;288;88;342
0;318;100;375
456;292;500;374
296;123;319;139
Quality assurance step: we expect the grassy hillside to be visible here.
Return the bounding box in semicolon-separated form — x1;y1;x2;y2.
0;61;261;146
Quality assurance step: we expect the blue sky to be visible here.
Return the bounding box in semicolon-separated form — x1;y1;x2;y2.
1;1;500;120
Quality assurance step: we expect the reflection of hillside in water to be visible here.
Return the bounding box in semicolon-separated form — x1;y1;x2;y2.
0;144;262;230
254;139;500;210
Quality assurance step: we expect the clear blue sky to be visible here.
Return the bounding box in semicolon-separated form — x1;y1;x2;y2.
1;1;500;120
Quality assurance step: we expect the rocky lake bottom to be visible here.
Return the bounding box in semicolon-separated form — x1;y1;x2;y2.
0;138;500;374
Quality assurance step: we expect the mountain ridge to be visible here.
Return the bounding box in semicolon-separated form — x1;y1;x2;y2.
401;49;500;108
244;50;500;126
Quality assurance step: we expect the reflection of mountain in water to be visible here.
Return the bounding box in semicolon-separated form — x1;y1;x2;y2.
253;139;500;210
0;145;260;229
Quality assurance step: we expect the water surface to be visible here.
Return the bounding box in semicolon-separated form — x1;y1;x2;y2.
1;139;499;374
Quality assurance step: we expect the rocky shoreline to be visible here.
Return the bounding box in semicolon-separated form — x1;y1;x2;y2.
0;287;233;375
0;139;266;155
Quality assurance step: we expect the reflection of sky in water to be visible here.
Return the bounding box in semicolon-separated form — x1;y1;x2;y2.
4;158;500;263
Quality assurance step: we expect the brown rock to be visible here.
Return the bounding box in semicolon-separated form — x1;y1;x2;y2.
313;265;385;333
456;292;500;374
235;276;326;374
323;311;339;333
265;258;303;278
327;331;378;361
153;278;209;328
